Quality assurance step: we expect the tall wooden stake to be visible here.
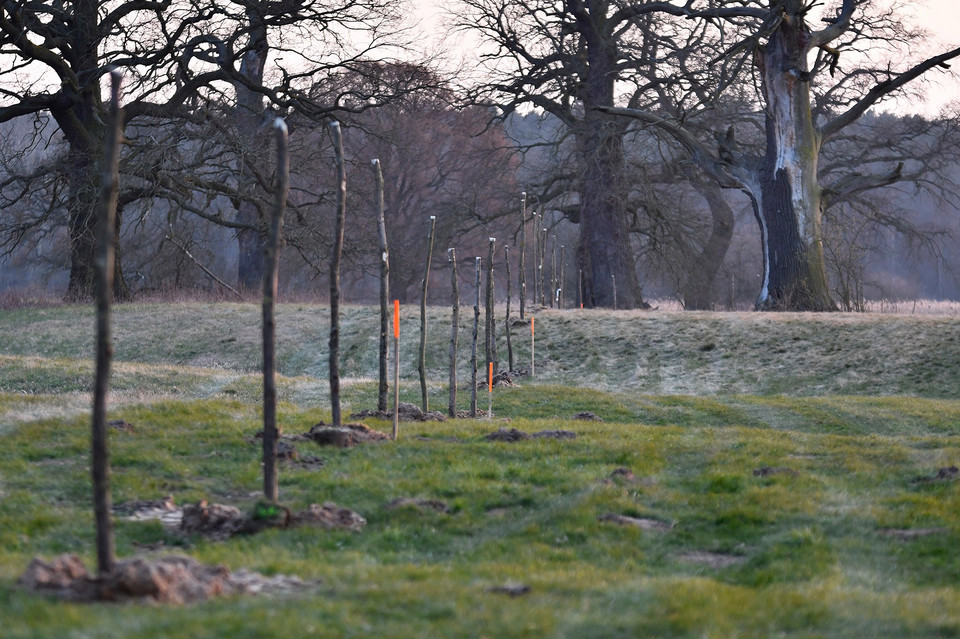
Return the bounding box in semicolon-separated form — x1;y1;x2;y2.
559;244;565;309
329;121;346;426
91;70;123;576
373;159;390;412
532;208;539;307
393;299;400;439
447;248;459;418
550;234;557;308
419;216;436;412
470;257;481;418
505;245;514;372
518;192;526;320
485;238;497;375
262;117;289;504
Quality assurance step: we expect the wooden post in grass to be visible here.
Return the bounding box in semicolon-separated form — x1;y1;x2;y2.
91;70;123;576
329;121;346;426
448;248;459;418
558;244;565;309
505;245;514;372
470;257;481;418
488;361;493;419
419;216;436;412
518;192;526;320
373;159;390;412
530;316;535;378
579;269;583;309
262;117;289;504
540;225;548;306
612;274;617;311
550;234;557;308
485;238;497;375
532;207;539;309
393;299;400;439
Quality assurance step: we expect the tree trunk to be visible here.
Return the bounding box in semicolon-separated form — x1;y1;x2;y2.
504;245;513;372
91;72;123;577
485;238;497;375
752;4;835;311
682;181;735;310
518;192;526;320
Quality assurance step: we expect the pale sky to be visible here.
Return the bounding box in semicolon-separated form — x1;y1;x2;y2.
413;0;960;115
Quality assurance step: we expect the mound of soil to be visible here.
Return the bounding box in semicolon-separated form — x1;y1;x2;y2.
290;502;367;531
487;582;531;596
484;428;531;442
609;467;637;482
179;500;367;538
350;402;447;422
307;422;391;447
17;554;312;604
572;411;603;422
912;466;959;483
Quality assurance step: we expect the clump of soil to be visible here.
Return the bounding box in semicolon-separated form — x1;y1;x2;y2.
609;467;637;482
753;466;799;477
246;432;324;467
476;371;515;388
573;411;603;422
307;422;391;447
912;466;959;483
598;512;674;531
108;419;134;433
350;402;447;422
484;428;531;442
384;497;451;514
180;500;366;538
487;582;531;596
17;554;312;604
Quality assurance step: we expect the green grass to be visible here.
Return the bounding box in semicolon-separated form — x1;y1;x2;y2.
2;303;960;637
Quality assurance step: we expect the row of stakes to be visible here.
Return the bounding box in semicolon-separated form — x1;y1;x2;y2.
389;299;536;439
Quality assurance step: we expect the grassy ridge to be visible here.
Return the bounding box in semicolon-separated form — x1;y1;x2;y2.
1;303;960;637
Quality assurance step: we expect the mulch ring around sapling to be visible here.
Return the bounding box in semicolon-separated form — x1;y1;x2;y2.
114;496;366;540
383;497;451;514
17;553;315;604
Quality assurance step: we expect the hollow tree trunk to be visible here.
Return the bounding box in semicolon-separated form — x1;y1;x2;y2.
752;4;834;311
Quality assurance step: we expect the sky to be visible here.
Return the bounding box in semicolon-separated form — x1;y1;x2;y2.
413;0;960;116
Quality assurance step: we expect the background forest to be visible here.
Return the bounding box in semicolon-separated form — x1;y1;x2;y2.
1;0;959;311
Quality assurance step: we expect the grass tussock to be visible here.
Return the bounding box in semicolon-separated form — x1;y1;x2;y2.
2;302;960;637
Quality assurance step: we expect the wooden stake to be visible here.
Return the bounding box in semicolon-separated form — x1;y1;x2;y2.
485;237;497;375
448;248;459;418
530;316;535;378
419;216;437;412
505;245;514;372
262;117;289;505
91;70;123;576
393;299;400;440
488;361;493;419
470;257;480;418
329;121;346;426
373;159;390;412
518;192;526;321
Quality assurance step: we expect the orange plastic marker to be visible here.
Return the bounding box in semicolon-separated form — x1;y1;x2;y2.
393;299;400;339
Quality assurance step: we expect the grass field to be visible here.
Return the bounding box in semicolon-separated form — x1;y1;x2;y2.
1;302;960;637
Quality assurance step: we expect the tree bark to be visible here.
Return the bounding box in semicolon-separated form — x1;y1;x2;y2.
504;245;514;371
751;7;834;311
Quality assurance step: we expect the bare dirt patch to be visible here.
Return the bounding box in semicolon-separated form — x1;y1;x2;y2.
573;411;603;422
484;428;577;442
17;553;313;603
351;402;447;422
304;422;391;448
